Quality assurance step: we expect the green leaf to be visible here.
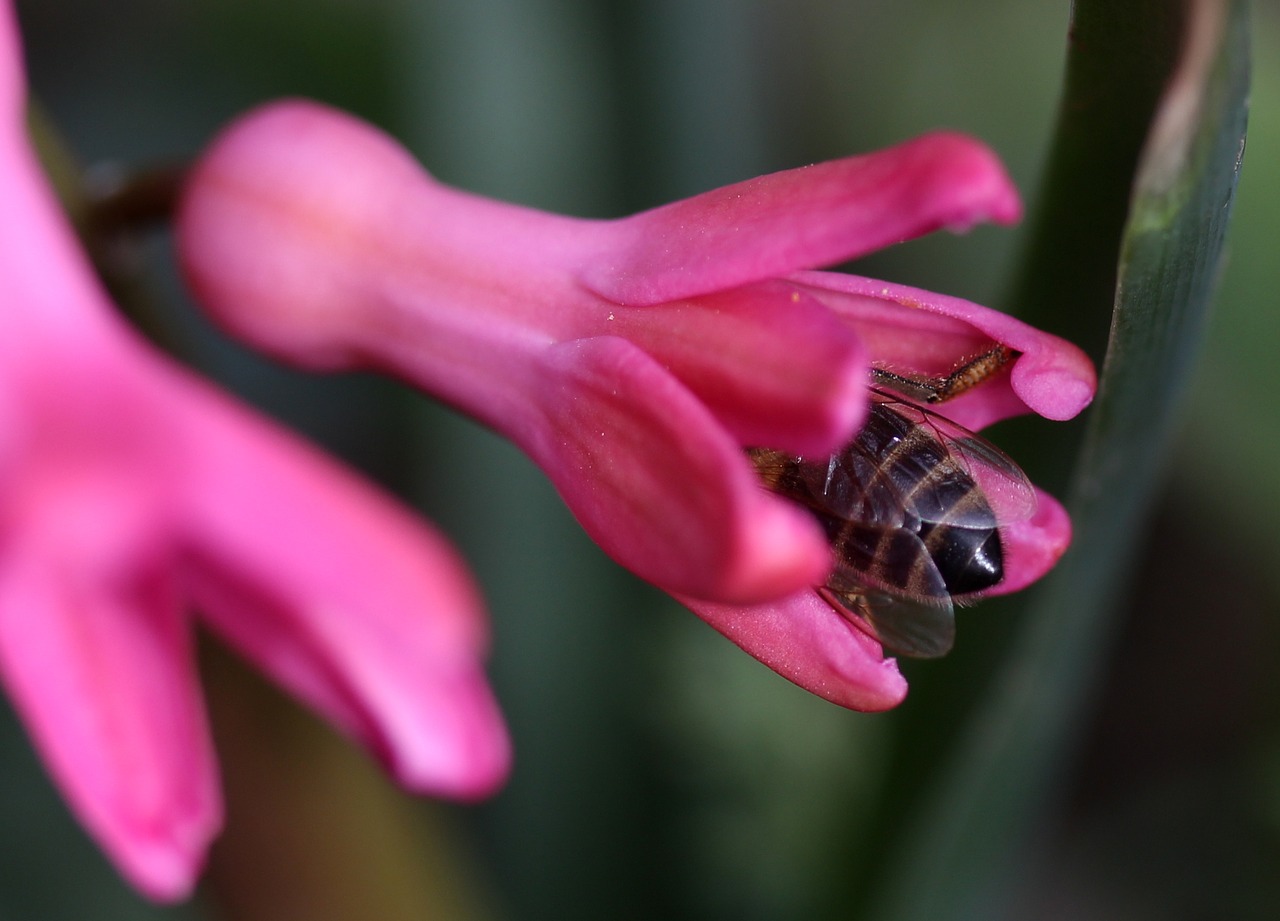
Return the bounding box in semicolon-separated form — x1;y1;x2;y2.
855;2;1251;919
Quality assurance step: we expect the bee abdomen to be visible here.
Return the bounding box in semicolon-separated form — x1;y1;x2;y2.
861;404;1005;596
918;521;1003;595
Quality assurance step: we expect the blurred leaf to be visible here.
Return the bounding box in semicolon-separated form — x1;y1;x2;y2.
857;1;1250;919
828;4;1184;910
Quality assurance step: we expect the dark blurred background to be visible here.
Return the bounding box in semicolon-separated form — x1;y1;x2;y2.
4;2;1278;919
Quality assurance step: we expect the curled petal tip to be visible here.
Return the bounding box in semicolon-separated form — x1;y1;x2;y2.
902;131;1023;229
797;618;909;713
116;831;210;903
1011;361;1096;421
390;674;513;801
830;642;909;712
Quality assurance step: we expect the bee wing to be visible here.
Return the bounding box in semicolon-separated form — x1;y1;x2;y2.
831;524;949;601
820;578;955;659
748;446;912;529
944;431;1037;524
872;392;1038;526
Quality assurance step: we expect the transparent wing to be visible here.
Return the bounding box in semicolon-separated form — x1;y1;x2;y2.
748;446;911;529
829;524;949;602
868;388;1037;526
820;572;955;659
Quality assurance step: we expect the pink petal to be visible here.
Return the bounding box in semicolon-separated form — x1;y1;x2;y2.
582;132;1022;307
791;271;1097;429
173;379;511;800
984;487;1073;596
596;281;870;455
0;43;512;900
531;336;833;603
0;545;218;901
680;591;908;712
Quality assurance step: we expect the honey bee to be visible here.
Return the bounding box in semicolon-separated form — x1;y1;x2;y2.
749;350;1035;658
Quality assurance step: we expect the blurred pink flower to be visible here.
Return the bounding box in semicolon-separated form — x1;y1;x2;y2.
177;100;1095;713
0;6;508;900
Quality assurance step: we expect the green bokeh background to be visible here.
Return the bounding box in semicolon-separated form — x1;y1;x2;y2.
4;2;1275;919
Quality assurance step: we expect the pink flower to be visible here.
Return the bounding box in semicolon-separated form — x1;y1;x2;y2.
0;7;508;900
177;100;1095;713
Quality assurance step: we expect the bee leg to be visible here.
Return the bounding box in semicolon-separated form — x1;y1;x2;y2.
872;344;1016;404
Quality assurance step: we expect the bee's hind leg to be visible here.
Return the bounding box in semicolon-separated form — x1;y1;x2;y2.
872;344;1016;404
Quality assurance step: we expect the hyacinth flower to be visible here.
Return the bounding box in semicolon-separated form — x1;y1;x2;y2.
0;7;509;901
177;100;1096;713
